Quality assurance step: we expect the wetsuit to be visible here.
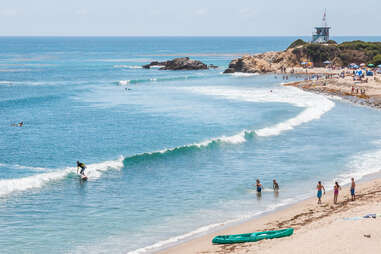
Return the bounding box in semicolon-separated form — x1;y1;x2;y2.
78;163;86;175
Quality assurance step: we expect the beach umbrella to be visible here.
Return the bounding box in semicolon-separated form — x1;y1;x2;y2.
360;63;366;67
378;64;381;68
323;60;331;64
301;62;307;65
368;64;375;67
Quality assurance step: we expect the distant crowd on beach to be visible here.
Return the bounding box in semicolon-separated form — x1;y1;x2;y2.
254;178;356;205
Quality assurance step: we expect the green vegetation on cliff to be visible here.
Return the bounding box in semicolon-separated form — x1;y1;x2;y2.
287;39;307;49
288;39;381;67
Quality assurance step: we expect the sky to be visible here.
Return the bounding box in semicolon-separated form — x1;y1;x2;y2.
0;0;380;36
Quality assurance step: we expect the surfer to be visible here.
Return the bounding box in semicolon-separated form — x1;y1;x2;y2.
76;161;87;177
273;179;279;191
316;181;326;204
11;121;23;127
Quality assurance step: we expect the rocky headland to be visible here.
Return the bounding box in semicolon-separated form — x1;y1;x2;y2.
143;57;213;70
223;40;381;74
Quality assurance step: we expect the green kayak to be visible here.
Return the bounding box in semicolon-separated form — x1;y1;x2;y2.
212;228;294;244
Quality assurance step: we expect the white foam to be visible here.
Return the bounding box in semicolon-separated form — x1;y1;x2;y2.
118;80;130;86
0;163;49;171
228;72;259;77
0;156;124;197
182;86;335;138
114;65;142;69
337;147;381;186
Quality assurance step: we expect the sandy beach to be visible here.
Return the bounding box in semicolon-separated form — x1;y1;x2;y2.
160;177;381;254
283;67;381;108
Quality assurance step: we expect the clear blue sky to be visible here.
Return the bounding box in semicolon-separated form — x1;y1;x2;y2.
1;0;380;36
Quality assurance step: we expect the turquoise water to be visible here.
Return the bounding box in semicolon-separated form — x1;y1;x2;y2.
1;36;381;253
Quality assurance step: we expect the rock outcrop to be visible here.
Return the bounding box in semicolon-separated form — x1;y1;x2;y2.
143;57;209;70
223;49;300;74
224;40;381;74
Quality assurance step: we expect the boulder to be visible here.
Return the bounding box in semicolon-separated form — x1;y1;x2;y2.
143;57;208;70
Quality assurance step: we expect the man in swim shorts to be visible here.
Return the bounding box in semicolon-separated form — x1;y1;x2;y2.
76;161;87;176
350;178;356;201
316;181;326;204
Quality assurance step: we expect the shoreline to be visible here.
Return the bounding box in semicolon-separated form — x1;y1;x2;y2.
156;71;381;254
280;67;381;110
159;176;381;254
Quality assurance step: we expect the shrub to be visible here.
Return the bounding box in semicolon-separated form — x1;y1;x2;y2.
373;54;381;66
287;39;307;50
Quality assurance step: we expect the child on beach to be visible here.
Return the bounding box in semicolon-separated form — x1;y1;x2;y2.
351;178;356;201
316;181;326;204
333;182;341;204
273;179;279;191
256;179;262;193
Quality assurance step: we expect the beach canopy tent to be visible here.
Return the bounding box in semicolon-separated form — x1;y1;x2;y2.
349;63;359;69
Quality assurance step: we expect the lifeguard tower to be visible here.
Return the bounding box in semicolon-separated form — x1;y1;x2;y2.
312;10;331;43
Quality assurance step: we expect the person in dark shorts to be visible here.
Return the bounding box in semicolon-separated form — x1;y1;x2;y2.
256;179;262;193
350;178;356;201
273;179;279;192
76;161;87;176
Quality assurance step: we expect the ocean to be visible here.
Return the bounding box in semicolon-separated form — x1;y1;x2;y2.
1;36;381;253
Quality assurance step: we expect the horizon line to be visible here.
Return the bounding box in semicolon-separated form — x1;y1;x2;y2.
0;34;381;38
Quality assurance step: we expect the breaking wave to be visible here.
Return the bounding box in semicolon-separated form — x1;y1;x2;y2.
116;74;212;86
113;65;142;69
0;157;124;197
1;85;335;198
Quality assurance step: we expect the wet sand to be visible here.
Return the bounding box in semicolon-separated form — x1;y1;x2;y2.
160;178;381;254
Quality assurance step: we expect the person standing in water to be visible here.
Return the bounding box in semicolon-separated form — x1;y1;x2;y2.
76;161;87;177
316;181;326;204
333;182;341;204
350;178;356;201
273;179;279;191
256;179;262;193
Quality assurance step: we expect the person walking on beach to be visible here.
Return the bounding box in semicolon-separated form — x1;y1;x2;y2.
350;178;356;201
316;181;326;204
333;182;341;204
256;179;262;193
273;179;279;192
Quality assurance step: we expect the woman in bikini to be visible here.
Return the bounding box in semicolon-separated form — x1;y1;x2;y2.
333;181;341;204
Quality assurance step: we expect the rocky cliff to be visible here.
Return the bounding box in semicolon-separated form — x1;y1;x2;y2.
224;40;381;74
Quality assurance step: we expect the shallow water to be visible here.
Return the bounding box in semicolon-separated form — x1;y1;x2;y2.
1;36;381;253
